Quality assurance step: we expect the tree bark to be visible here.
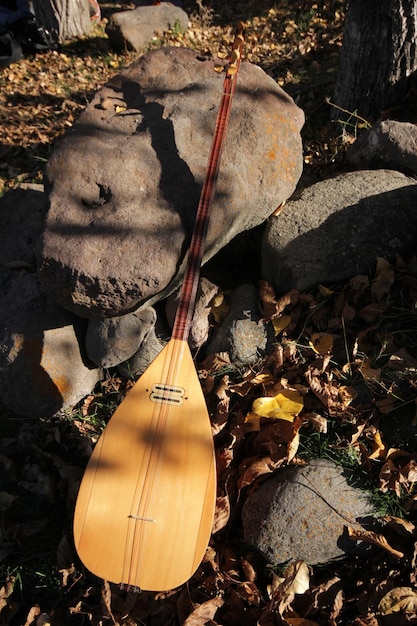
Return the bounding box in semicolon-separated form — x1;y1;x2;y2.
32;0;91;43
332;0;417;124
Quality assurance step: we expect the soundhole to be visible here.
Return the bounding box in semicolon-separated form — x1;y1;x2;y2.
150;384;185;405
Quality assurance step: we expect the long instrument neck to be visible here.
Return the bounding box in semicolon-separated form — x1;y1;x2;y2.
172;26;244;342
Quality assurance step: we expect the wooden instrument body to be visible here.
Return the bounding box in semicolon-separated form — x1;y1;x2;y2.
74;24;244;592
74;338;216;591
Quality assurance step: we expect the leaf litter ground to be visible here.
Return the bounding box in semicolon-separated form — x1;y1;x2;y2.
1;1;417;625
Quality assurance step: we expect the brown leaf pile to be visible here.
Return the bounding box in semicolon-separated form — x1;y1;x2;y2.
1;254;417;626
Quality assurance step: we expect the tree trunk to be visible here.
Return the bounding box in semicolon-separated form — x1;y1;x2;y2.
332;0;417;124
32;0;91;43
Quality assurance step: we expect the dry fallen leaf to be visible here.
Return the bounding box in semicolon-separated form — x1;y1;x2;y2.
338;385;357;407
271;314;292;335
210;293;229;323
238;450;288;489
368;430;387;460
382;515;415;537
304;412;328;433
0;577;15;614
309;332;333;355
379;449;417;495
371;257;395;301
378;587;417;615
259;282;301;321
183;597;224;626
236;581;261;606
212;494;230;534
282;561;310;595
251;388;303;422
347;527;404;558
23;605;41;626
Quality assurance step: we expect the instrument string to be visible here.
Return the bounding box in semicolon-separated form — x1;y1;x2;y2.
123;339;183;585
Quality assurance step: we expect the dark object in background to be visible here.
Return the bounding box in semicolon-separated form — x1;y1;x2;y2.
0;30;22;66
11;15;56;53
0;0;56;67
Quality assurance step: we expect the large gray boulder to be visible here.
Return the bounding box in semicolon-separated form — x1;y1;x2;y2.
0;183;45;266
262;169;417;294
106;4;189;52
0;186;100;417
0;270;99;417
347;120;417;175
85;306;157;368
242;459;374;565
38;46;304;318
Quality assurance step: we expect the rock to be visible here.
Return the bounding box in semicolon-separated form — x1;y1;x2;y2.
118;326;165;377
206;283;272;364
38;46;304;318
241;459;374;566
0;183;46;266
0;269;99;417
165;276;219;349
261;169;417;294
106;4;189;52
85;306;157;368
347;120;417;175
0;183;99;416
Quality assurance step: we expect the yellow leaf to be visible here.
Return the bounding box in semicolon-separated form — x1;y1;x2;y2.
229;49;240;64
210;293;229;323
271;314;291;335
252;396;279;417
251;389;303;422
369;430;387;460
309;333;333;355
115;104;127;114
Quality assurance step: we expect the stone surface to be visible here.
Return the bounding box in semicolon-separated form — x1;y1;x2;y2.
0;183;45;266
85;306;157;368
261;169;417;294
38;46;304;318
242;459;374;566
0;183;99;416
118;327;164;377
0;269;99;417
347;120;417;175
206;283;272;364
106;4;189;52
